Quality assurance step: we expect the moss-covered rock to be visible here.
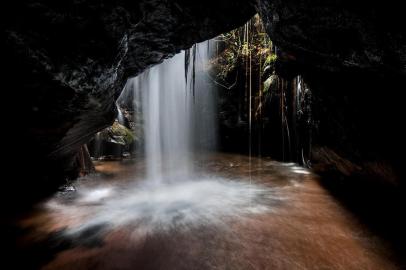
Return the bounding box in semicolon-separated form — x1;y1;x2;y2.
100;121;136;146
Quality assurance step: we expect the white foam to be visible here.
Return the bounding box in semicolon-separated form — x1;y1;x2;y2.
46;176;282;236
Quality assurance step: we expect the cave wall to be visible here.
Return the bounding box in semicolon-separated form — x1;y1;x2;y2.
2;0;256;204
257;0;405;74
257;0;406;186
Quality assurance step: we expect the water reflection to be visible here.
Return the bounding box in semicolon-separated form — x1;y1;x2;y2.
16;153;399;270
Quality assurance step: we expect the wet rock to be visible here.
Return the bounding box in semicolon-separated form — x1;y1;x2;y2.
99;121;135;146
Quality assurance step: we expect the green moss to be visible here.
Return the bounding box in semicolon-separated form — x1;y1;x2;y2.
100;121;136;145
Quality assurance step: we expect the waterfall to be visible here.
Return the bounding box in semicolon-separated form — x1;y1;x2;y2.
121;40;217;184
48;40;281;238
116;104;125;125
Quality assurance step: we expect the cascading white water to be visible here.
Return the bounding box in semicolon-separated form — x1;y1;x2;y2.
116;104;125;125
124;41;217;184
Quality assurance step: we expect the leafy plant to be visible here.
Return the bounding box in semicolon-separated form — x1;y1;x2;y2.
210;15;276;89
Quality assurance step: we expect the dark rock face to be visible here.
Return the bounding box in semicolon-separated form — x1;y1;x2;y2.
257;0;405;74
257;0;406;186
2;0;255;203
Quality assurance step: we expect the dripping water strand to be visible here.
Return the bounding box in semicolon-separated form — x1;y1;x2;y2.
249;21;253;176
185;49;190;84
192;45;197;100
244;20;253;206
184;44;197;102
257;27;263;158
280;78;285;161
283;83;292;160
280;78;293;161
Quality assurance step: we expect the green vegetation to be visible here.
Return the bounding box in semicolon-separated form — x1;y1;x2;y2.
211;14;277;87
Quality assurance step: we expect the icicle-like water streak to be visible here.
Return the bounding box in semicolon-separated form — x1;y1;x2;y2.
116;104;125;125
122;40;217;184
